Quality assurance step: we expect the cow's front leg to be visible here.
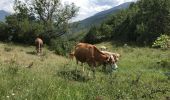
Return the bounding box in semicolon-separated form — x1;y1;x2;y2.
102;62;107;72
40;47;42;54
36;46;38;54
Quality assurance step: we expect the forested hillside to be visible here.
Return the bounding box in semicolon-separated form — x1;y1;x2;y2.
84;0;170;45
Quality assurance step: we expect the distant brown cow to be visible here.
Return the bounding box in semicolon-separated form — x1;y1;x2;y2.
73;43;111;77
35;37;43;55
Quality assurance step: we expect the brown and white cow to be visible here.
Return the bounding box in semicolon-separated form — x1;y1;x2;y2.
72;43;112;77
101;51;120;62
35;37;43;55
101;51;120;69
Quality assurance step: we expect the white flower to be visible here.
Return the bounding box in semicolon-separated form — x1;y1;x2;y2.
11;93;15;96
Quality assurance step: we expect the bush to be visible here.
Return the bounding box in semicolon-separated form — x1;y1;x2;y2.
50;38;76;56
152;34;170;49
157;59;170;69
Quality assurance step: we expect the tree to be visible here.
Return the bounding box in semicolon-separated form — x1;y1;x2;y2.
84;26;99;44
94;0;170;45
3;0;79;44
0;22;8;40
99;23;112;39
134;0;170;43
30;0;78;38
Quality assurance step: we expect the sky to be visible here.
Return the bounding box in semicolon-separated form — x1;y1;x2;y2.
0;0;137;21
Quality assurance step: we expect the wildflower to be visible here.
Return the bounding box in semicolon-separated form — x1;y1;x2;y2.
11;93;15;96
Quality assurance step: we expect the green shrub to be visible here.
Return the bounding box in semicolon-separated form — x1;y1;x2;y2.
157;59;170;69
152;35;170;49
50;38;76;56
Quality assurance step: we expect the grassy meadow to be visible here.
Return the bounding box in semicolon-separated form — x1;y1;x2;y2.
0;42;170;100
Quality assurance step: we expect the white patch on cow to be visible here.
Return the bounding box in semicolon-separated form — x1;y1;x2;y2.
114;63;118;69
110;55;114;62
112;63;118;70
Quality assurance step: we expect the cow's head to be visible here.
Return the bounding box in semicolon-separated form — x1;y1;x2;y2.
107;55;116;64
103;54;113;64
106;53;121;64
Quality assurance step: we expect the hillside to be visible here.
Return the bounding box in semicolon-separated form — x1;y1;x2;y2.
70;2;132;33
0;42;170;99
0;10;10;22
79;2;131;26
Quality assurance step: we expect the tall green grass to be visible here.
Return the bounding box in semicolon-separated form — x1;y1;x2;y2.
0;42;169;100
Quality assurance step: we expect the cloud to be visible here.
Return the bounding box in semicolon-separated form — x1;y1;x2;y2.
0;0;137;21
91;0;119;6
62;0;137;21
0;0;14;12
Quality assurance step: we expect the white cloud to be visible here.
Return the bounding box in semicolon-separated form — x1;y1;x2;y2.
94;5;111;12
0;0;14;13
0;0;137;21
62;0;137;21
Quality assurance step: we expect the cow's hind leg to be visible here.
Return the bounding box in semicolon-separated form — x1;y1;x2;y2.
82;63;85;72
36;45;39;54
92;67;96;78
36;48;38;54
40;44;43;54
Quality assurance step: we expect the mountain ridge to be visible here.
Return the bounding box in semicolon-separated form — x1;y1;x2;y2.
0;10;11;22
70;2;132;33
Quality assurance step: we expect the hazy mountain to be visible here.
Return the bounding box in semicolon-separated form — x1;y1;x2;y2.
0;10;10;22
70;2;132;33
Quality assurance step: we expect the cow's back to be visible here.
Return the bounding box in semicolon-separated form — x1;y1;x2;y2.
74;43;94;64
74;43;91;62
35;38;43;45
93;46;108;64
